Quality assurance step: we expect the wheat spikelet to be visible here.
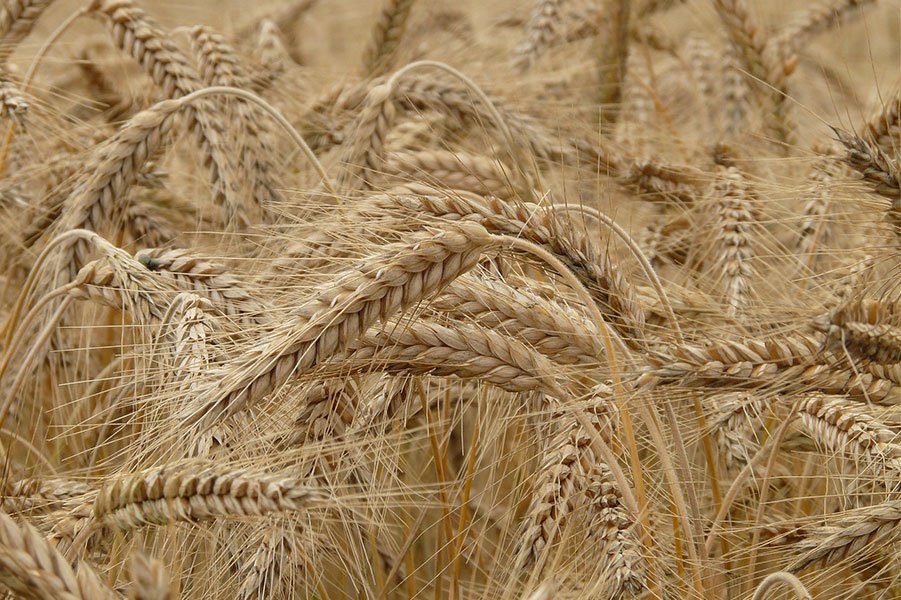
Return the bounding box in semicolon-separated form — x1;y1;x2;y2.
795;158;834;272
235;527;293;600
836;128;901;200
1;478;90;514
710;392;767;467
166;293;214;377
767;0;875;64
69;255;173;323
684;35;720;134
384;149;517;199
0;76;26;125
55;99;182;275
189;25;282;216
639;332;901;403
336;82;397;192
596;0;631;124
349;318;572;398
516;399;618;573
249;19;291;94
865;91;900;156
134;248;268;325
376;190;646;343
515;419;582;571
712;0;790;137
124;188;177;249
796;394;901;472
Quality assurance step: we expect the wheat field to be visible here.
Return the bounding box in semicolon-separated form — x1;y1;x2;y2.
0;0;899;598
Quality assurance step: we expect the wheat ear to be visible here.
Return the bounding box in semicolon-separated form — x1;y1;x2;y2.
183;221;493;429
362;0;416;75
0;509;116;600
190;25;283;216
0;0;53;64
91;0;247;226
790;500;901;571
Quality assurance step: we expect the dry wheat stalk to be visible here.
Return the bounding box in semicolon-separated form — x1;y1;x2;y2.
711;166;755;316
183;222;493;428
0;509;116;600
128;552;175;600
90;462;327;532
363;0;416;75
